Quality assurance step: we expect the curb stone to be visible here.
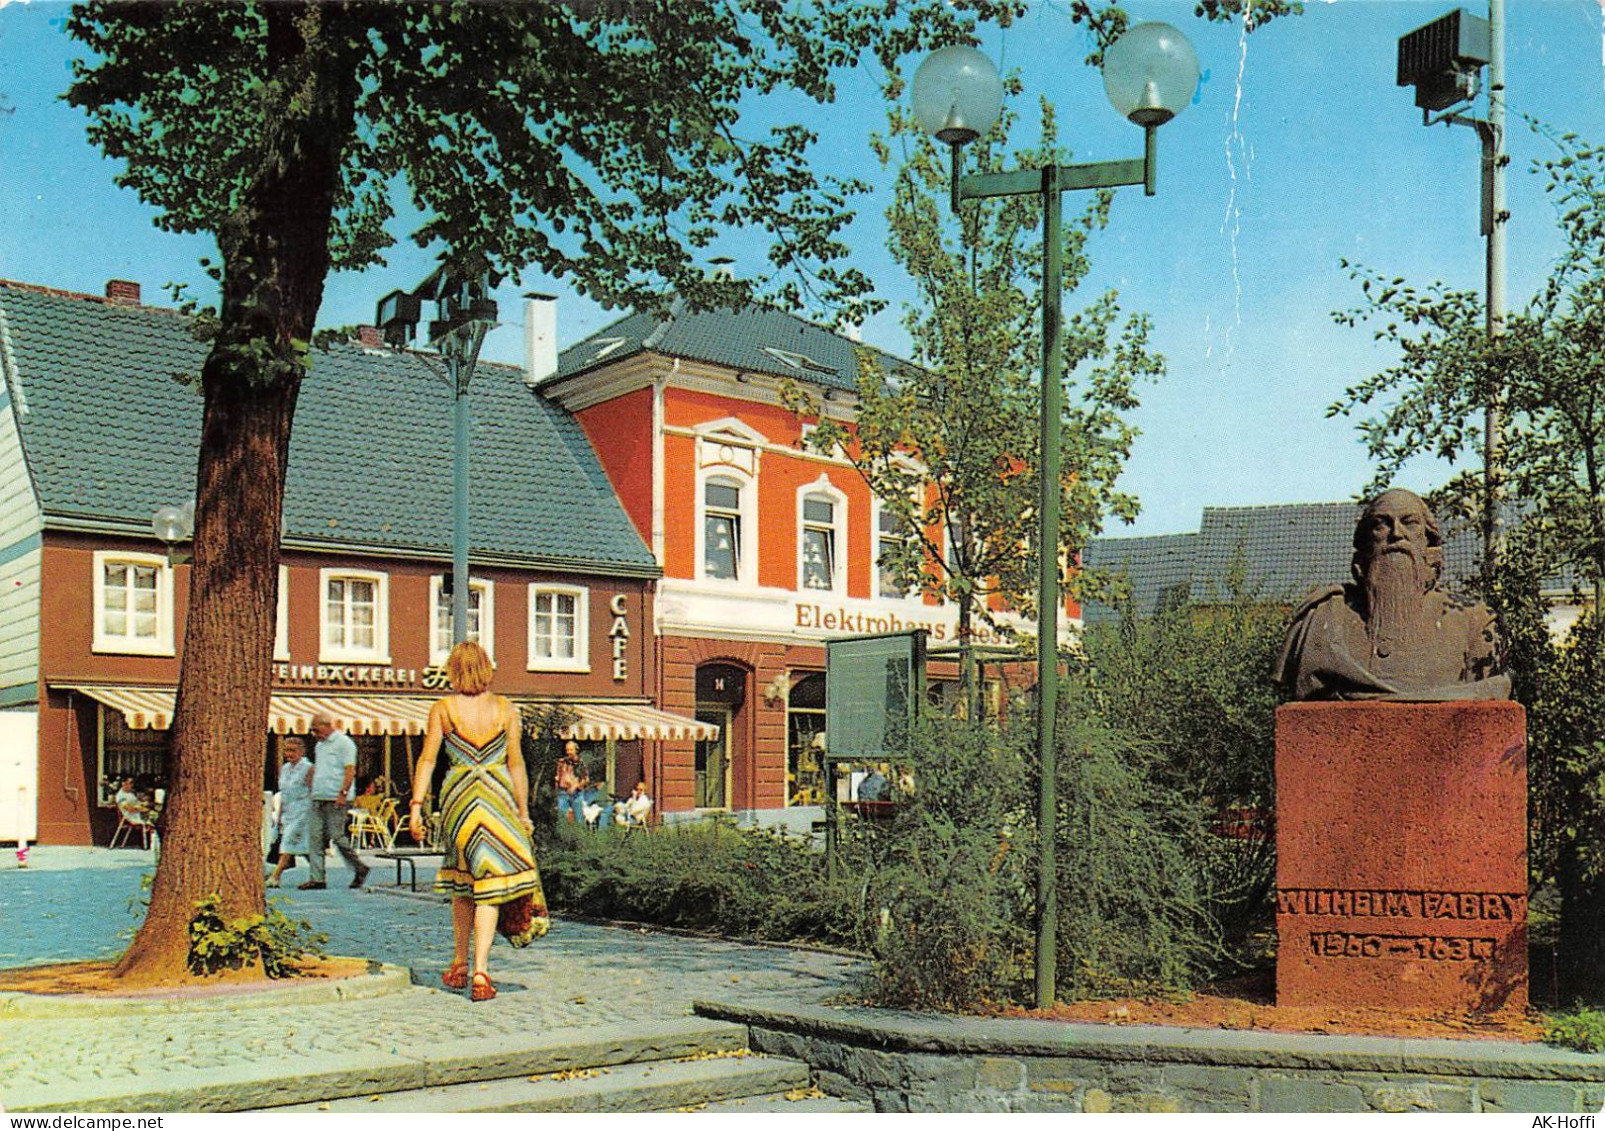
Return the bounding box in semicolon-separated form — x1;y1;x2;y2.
0;961;411;1017
1;1016;754;1113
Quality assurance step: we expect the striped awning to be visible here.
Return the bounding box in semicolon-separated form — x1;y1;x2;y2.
60;685;717;742
556;702;719;742
58;685;436;736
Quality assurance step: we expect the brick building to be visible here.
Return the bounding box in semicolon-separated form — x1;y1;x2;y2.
0;279;710;846
539;302;1070;823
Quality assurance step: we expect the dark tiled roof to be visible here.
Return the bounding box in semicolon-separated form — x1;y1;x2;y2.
0;281;656;575
1083;501;1487;623
1081;533;1198;626
554;302;908;392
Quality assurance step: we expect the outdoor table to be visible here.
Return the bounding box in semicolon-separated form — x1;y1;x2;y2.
373;847;445;891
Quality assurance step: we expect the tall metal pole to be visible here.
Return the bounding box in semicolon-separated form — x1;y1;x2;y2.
450;345;471;646
946;126;1161;1014
1482;0;1507;584
1035;164;1063;1011
447;320;490;646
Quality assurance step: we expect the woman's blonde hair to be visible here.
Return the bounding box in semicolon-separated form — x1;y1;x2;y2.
446;640;494;695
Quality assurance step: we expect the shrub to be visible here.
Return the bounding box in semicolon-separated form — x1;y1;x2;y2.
860;715;1034;1010
858;705;1225;1010
1082;579;1286;962
1544;1006;1605;1052
539;819;862;948
187;894;328;978
1054;711;1226;998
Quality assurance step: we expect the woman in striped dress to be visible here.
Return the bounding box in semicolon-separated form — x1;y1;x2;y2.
408;641;547;1001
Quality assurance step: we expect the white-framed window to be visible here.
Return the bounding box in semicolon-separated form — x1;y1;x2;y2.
528;584;589;672
703;477;745;581
274;565;290;661
694;420;762;586
92;551;174;656
430;575;495;664
319;568;390;663
796;478;847;593
874;501;917;601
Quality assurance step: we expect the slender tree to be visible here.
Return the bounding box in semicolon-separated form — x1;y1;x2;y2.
65;0;1031;982
1331;124;1605;1002
786;97;1160;699
787;1;1298;698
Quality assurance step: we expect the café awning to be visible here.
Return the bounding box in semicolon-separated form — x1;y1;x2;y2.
550;701;720;742
60;686;717;742
58;685;436;736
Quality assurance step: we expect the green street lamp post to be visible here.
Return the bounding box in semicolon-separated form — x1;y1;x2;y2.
912;23;1199;1009
377;264;499;646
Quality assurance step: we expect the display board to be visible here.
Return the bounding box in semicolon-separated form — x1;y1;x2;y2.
824;630;927;759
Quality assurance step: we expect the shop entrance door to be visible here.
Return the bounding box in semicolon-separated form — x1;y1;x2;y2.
693;707;731;809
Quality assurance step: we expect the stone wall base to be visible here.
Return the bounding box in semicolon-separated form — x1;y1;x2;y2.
694;1000;1605;1114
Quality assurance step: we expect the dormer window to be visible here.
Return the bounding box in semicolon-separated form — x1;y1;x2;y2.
761;346;836;376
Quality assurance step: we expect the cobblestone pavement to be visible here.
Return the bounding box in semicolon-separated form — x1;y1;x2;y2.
0;847;863;1098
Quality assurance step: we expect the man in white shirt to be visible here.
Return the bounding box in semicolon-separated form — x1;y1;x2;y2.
300;713;369;890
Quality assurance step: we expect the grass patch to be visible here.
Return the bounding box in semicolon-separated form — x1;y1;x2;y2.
1544;1006;1605;1052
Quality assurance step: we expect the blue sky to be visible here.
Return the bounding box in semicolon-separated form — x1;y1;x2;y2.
1;1;1601;537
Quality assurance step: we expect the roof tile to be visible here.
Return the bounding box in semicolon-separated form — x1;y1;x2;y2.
0;281;655;575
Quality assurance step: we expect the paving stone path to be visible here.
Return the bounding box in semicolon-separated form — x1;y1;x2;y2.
0;848;862;1100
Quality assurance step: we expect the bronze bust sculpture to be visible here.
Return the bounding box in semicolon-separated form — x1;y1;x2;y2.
1275;488;1510;701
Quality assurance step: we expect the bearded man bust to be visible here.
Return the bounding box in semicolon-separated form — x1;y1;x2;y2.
1275;488;1511;701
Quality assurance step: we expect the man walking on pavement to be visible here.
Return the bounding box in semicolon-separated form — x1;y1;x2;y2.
300;712;370;891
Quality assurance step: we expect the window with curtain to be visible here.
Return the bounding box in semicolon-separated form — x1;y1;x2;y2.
704;479;742;580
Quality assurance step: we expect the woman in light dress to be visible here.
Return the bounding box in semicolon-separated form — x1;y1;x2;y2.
267;737;314;887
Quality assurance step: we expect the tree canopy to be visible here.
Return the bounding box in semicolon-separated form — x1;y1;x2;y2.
68;1;1043;324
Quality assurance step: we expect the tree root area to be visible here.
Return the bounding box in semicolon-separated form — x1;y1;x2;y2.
995;971;1547;1042
0;956;371;996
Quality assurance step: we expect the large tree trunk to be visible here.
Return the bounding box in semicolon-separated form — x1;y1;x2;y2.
115;3;359;982
115;376;300;981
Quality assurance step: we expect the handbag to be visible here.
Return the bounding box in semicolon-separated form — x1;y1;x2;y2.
496;893;550;948
265;832;281;865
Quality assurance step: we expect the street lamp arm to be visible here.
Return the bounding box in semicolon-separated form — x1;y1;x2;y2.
950;141;1159;211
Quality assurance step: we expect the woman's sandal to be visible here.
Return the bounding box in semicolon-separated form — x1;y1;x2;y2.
470;971;497;1002
441;961;469;990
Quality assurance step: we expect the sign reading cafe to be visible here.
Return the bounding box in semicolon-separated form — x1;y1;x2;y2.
609;594;629;682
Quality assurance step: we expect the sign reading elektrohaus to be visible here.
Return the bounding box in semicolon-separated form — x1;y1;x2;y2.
794;601;1012;644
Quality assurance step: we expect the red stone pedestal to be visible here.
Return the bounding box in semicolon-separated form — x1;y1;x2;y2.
1275;701;1527;1013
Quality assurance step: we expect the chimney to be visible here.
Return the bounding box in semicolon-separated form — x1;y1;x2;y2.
356;325;384;350
524;293;557;387
105;279;141;306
